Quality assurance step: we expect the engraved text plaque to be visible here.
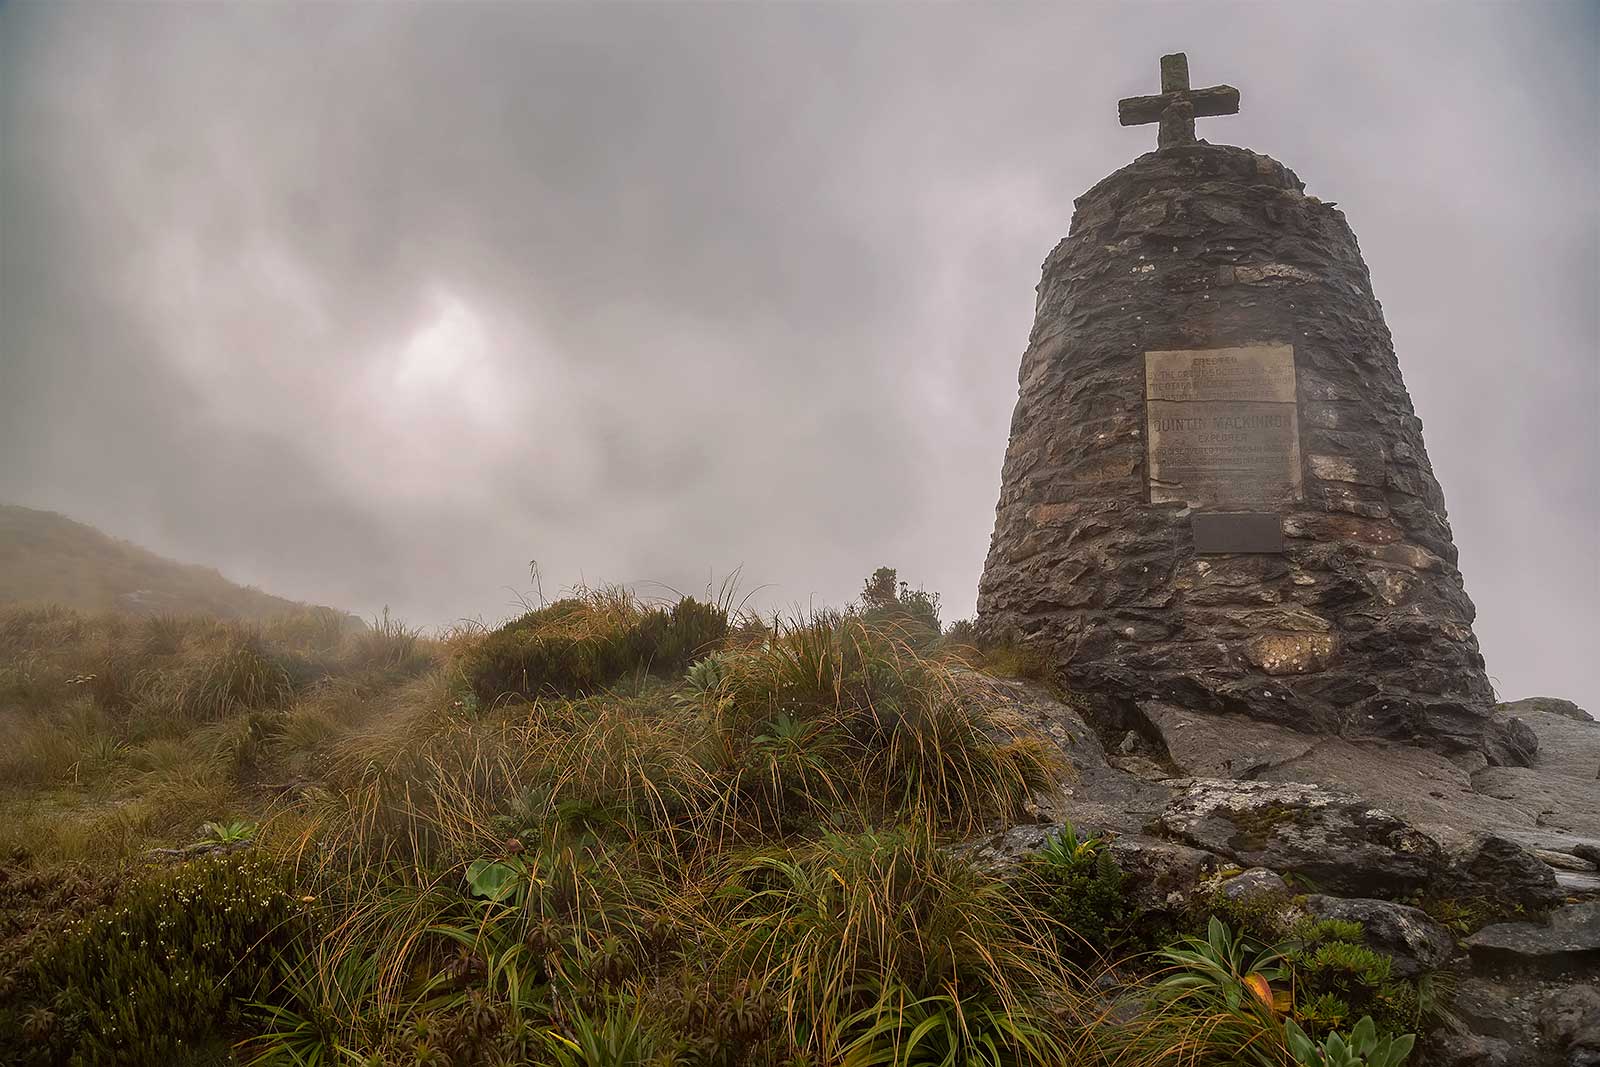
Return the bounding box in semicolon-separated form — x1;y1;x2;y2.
1144;344;1302;510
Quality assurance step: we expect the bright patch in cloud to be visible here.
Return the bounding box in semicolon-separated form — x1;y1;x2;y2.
392;290;494;413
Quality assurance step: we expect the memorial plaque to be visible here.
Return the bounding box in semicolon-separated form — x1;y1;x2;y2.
1145;345;1297;403
1144;344;1302;510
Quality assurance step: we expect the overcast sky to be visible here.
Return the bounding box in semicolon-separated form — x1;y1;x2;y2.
1;1;1595;708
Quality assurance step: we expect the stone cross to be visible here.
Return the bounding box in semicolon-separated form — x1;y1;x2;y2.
1118;53;1240;148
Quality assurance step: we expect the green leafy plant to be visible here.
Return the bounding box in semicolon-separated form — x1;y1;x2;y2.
682;652;731;701
0;856;123;1066
742;712;845;827
838;981;1063;1066
1096;917;1293;1067
858;566;941;646
1022;821;1136;958
343;606;433;676
466;854;536;905
543;998;658;1067
1284;1015;1415;1067
1154;916;1287;1016
428;906;552;1025
199;817;258;844
0;592;1116;1065
712;828;1074;1059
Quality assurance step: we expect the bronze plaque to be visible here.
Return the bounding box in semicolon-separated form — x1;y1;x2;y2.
1145;345;1298;403
1145;344;1301;509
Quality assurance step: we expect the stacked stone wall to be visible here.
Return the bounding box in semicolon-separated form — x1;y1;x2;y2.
976;143;1493;750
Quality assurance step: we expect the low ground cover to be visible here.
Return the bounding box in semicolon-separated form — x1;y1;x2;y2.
0;584;1431;1065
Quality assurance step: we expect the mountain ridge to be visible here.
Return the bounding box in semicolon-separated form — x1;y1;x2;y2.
0;502;354;623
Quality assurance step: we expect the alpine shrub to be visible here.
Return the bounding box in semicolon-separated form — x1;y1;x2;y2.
1289;938;1421;1039
1022;822;1136;959
462;594;728;703
33;853;306;1065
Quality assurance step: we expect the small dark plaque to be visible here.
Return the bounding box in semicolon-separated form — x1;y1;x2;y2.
1192;512;1283;554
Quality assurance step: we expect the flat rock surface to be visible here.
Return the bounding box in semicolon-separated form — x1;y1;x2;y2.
1138;702;1318;779
1152;778;1445;896
1261;736;1535;849
1467;902;1600;967
1498;829;1600;866
1501;697;1597;726
1557;871;1600;896
1137;700;1547;848
1134;695;1598;859
970;681;1599;905
1472;706;1599;839
1500;703;1600;779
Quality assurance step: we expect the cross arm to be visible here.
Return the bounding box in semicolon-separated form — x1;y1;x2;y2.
1118;85;1241;126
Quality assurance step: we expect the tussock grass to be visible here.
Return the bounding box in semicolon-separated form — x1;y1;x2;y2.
461;586;731;704
0;603;445;863
701;826;1076;1058
226;594;1082;1063
0;587;1418;1066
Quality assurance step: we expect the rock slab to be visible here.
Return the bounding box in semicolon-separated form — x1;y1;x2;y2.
1467;902;1600;970
1152;778;1445;896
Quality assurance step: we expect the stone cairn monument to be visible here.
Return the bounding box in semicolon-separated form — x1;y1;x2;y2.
977;54;1495;753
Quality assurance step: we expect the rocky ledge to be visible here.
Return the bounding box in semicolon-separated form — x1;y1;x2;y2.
967;676;1600;1066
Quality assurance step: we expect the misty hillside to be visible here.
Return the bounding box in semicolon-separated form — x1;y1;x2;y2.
0;503;352;623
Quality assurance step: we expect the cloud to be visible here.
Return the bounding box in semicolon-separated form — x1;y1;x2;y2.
1;1;1595;707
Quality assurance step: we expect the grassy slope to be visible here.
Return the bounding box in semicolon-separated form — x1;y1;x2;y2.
0;503;354;623
0;592;1430;1067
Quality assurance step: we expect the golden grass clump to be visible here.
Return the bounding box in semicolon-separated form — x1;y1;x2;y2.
458;587;730;704
700;826;1079;1060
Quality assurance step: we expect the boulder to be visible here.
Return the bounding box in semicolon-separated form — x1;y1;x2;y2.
1466;902;1600;970
1219;867;1289;903
1452;833;1566;910
1151;779;1446;896
959;823;1226;916
1301;894;1454;977
1486;714;1540;768
1107;834;1222;909
959;822;1057;872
